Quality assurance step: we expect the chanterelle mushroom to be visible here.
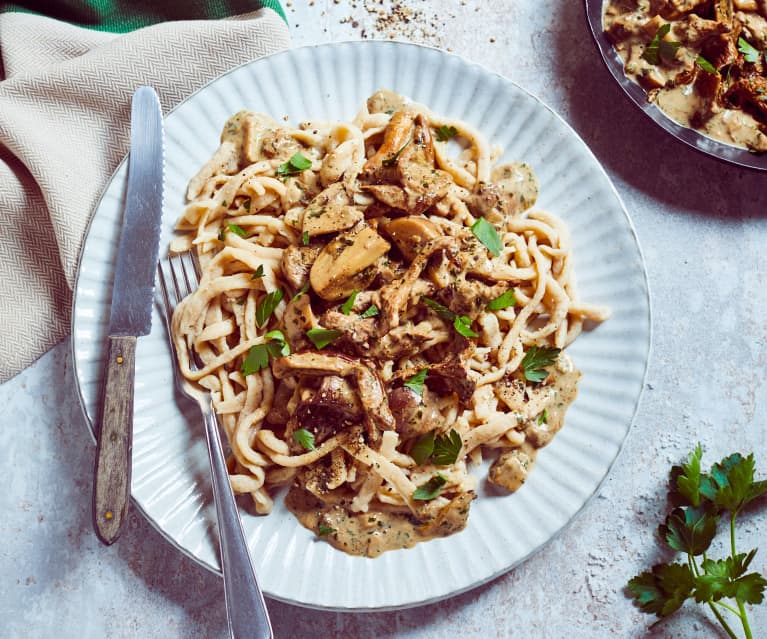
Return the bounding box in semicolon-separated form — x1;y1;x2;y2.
309;225;391;301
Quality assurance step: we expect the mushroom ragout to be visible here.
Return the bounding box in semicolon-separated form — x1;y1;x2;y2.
604;0;767;151
169;91;610;556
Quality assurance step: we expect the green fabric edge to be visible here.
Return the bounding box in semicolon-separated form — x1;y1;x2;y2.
0;1;287;32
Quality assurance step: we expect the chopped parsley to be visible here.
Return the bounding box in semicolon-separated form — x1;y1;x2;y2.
276;152;312;177
696;55;717;75
341;290;358;315
292;281;311;302
226;222;248;238
306;328;341;349
255;289;283;328
293;428;316;451
471;217;503;257
403;369;428;396
241;331;289;376
435;125;458;142
537;409;548;425
520;345;561;383
251;264;265;280
420;297;478;338
487;289;517;311
410;431;435;465
413;474;448;501
302;230;310;246
317;525;335;536
738;37;761;64
359;305;379;319
432;429;462;466
382;138;411;167
642;23;679;66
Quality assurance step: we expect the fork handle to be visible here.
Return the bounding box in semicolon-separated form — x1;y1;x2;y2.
93;335;136;545
202;402;273;639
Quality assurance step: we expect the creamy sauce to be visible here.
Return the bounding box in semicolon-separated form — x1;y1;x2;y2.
604;2;767;151
286;487;472;557
287;364;581;555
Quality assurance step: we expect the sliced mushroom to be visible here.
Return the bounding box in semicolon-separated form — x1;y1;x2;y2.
281;244;321;290
380;217;441;261
388;386;446;439
486;162;539;215
310;225;391;301
282;292;318;351
360;110;415;181
302;182;364;239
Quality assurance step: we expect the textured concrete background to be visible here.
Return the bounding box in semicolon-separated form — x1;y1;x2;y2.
2;1;767;637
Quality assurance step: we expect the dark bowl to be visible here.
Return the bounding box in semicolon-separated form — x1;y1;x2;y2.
584;0;767;171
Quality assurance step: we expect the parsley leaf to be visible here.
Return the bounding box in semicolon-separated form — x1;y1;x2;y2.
403;369;428;396
359;305;379;319
306;328;341;349
738;37;761;64
470;217;503;256
453;314;478;338
537;409;548;425
277;152;312;177
412;474;448;501
675;443;705;507
696;55;717;75
255;289;283;328
435;125;458;141
241;334;288;376
410;431;435;465
487;289;517;311
292;281;310;302
658;506;718;556
318;525;335;536
432;430;462;466
628;563;694;617
382;138;411;167
251;264;265;280
293;428;316;451
520;345;561;382
642;23;671;66
341;290;358;315
420;297;477;338
420;296;455;322
227;222;248;238
302;230;310;246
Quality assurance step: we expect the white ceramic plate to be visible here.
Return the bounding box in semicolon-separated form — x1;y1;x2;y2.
72;41;651;611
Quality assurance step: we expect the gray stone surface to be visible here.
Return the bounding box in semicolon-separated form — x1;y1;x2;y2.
2;1;767;637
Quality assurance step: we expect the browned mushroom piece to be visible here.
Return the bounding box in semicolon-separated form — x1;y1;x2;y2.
367;88;409;114
417;491;474;534
360;110;416;182
272;352;395;435
293;376;364;447
488;449;533;493
423;361;476;405
281;244;321;290
725;75;767;122
282;292;318;351
309;225;391;301
379;216;441;262
387;386;446;439
700;28;741;70
302;182;364;239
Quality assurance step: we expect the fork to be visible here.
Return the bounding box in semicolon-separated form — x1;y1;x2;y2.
157;251;273;639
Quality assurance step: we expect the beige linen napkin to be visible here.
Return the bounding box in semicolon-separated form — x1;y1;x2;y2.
0;10;290;382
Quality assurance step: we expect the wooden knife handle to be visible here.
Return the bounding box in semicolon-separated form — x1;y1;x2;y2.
93;335;136;545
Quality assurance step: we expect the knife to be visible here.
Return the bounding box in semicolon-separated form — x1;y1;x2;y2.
93;86;164;545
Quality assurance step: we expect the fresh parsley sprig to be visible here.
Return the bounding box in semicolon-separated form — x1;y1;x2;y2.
410;429;462;466
627;445;767;639
240;330;290;376
403;369;428;396
471;217;503;257
435;125;458;142
413;473;448;501
738;37;761;64
255;289;283;328
306;327;341;349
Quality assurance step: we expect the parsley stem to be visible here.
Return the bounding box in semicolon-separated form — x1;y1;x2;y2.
708;602;740;639
737;598;753;639
713;600;742;619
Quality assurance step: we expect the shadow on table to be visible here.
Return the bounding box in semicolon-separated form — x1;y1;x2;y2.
551;0;767;220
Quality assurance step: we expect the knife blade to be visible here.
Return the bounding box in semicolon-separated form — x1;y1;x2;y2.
93;86;164;545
